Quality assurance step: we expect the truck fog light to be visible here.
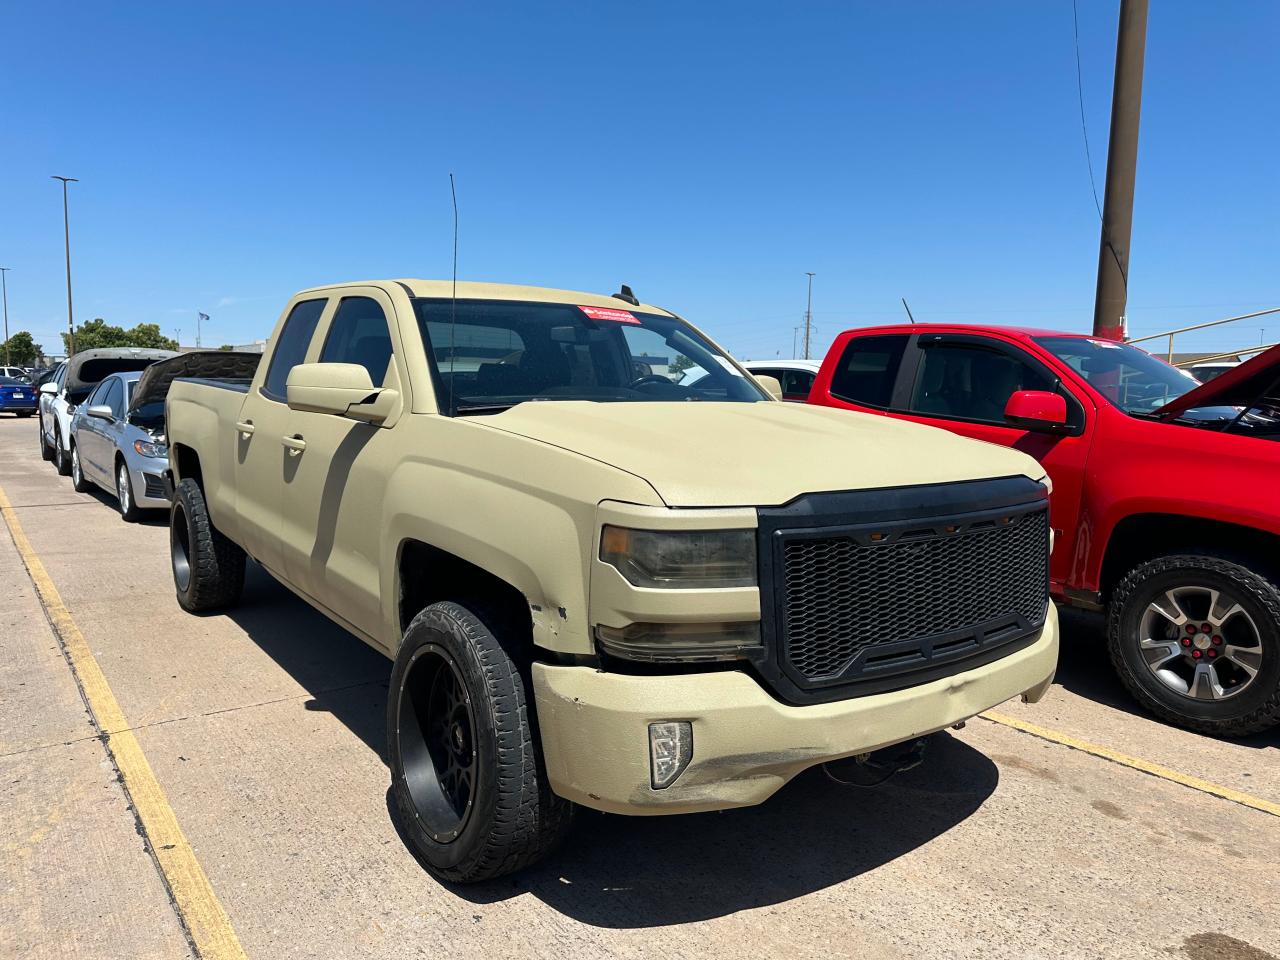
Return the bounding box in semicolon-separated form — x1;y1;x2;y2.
595;621;762;662
649;721;693;789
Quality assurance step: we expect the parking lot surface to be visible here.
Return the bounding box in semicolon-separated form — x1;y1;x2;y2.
1;414;1277;960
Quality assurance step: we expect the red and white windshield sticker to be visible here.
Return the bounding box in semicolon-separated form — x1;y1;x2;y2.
578;305;640;324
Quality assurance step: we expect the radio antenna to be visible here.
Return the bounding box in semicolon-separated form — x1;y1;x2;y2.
449;173;458;412
901;297;917;324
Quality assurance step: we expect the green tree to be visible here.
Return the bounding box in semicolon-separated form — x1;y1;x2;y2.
668;353;694;377
218;344;234;351
2;331;41;366
63;318;178;354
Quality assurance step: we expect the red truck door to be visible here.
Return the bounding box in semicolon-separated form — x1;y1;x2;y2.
872;332;1093;593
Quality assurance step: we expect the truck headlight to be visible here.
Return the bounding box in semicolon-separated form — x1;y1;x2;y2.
599;526;756;589
596;621;762;662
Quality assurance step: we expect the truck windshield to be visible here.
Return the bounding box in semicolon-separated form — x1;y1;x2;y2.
413;298;767;415
1035;336;1201;415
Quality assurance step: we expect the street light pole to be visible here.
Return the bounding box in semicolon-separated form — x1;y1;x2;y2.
0;268;10;365
803;272;815;360
52;176;79;356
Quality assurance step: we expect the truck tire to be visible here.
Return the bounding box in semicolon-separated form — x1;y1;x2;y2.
388;601;573;883
53;425;70;476
170;478;245;612
38;420;54;461
70;442;92;493
1108;553;1280;736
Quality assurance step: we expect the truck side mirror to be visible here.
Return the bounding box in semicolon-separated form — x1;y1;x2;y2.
1004;390;1069;433
753;374;783;401
286;362;397;425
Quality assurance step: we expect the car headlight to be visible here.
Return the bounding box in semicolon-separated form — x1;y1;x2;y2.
133;439;167;458
599;526;757;589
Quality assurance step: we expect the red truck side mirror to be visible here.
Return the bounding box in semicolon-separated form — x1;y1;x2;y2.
1004;390;1069;433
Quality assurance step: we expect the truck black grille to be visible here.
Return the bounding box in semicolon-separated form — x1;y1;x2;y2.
782;509;1048;681
755;477;1051;703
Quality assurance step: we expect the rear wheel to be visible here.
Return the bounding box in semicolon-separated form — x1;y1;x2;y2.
116;459;141;523
16;410;32;418
53;425;70;476
70;443;93;493
170;478;245;612
388;601;572;882
1108;553;1280;736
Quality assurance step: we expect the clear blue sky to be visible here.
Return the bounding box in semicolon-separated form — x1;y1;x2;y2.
2;1;1276;360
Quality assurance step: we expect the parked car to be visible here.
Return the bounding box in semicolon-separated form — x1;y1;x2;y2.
740;360;821;401
0;365;32;383
0;375;38;416
809;324;1280;735
165;280;1059;881
68;353;262;520
1188;360;1241;383
39;348;179;475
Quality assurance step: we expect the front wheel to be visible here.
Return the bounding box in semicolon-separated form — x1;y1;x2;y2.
170;478;245;612
388;601;572;883
116;460;142;522
1108;553;1280;736
53;426;70;476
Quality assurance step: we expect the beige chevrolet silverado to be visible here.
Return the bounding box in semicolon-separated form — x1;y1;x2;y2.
164;280;1059;882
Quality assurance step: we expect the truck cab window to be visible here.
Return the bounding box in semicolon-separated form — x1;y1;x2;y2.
319;297;394;387
262;298;327;400
910;345;1053;423
829;335;908;408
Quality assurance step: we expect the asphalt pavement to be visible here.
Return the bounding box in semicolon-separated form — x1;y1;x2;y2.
1;414;1277;960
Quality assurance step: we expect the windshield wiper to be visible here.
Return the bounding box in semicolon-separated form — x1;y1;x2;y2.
454;402;518;416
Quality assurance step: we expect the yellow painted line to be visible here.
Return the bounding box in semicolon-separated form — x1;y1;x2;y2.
0;485;248;960
981;709;1280;819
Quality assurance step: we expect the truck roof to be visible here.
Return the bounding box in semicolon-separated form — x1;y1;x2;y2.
835;322;1092;340
295;279;677;318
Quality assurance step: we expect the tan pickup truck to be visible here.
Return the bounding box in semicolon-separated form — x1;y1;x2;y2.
165;279;1059;881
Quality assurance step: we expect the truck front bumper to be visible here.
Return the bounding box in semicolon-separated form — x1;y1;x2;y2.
534;603;1057;815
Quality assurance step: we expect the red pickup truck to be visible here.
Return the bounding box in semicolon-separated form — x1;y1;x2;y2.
809;324;1280;736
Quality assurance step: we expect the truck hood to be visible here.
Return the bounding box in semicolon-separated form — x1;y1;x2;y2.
1154;343;1280;419
130;350;262;414
476;401;1045;507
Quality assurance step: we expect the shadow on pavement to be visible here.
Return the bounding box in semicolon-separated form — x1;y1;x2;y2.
1053;608;1279;749
444;731;997;927
222;563;391;760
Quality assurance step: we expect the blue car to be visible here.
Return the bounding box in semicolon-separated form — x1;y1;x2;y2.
0;375;37;416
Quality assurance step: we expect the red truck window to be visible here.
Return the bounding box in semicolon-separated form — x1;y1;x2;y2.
909;345;1054;424
829;335;908;408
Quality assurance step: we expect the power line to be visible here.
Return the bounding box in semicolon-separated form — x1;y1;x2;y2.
1072;0;1103;221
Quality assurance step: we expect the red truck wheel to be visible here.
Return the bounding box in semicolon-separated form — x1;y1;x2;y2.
1107;553;1280;737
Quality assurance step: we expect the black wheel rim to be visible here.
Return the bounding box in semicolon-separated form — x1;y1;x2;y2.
398;644;476;843
171;502;192;592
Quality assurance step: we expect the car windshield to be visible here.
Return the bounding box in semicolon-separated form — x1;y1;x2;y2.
1035;336;1202;414
413;298;767;415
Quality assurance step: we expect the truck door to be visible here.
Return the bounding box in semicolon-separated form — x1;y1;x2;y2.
895;334;1094;592
276;290;404;643
232;297;330;578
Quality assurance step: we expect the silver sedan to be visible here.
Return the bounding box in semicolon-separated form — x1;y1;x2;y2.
68;371;169;520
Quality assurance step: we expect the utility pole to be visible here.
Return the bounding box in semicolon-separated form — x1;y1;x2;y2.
0;268;10;365
52;176;79;355
1091;0;1149;341
803;272;815;360
792;325;801;359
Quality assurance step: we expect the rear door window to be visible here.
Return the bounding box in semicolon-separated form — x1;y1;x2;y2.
319;297;394;386
262;299;327;401
828;335;909;408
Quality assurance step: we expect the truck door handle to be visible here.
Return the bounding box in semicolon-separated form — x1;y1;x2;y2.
235;420;255;437
281;434;307;455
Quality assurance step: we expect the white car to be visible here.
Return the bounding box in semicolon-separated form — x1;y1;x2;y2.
39;348;179;474
0;365;32;383
1187;360;1241;383
739;360;822;401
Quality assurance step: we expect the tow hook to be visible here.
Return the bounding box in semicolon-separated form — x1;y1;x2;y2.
822;736;930;788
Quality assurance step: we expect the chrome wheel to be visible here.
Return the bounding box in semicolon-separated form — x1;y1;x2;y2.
1139;585;1263;701
117;463;132;513
71;447;82;486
